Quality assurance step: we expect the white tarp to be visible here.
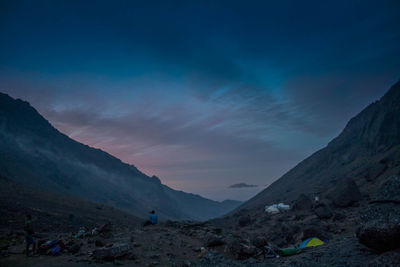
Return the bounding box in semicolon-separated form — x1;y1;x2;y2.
265;203;290;214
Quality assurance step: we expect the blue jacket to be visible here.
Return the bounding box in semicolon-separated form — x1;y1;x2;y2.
150;213;158;224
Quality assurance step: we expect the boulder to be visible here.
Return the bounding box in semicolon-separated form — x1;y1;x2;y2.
205;235;226;247
240;245;257;259
314;203;333;219
357;203;400;252
228;239;257;260
238;215;252;227
373;175;400;202
331;178;362;207
252;236;268;248
292;194;313;211
358;176;400;252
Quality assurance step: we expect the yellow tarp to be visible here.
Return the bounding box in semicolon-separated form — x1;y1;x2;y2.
305;238;324;247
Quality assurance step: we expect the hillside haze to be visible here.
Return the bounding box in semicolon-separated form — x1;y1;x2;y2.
0;92;241;221
235;80;400;212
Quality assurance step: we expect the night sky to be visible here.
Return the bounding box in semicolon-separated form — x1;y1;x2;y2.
1;1;399;201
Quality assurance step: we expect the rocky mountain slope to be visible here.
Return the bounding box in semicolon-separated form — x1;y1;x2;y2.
0;92;241;221
0;175;142;233
236;80;400;212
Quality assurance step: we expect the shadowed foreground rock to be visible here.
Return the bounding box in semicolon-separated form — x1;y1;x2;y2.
358;176;400;252
367;251;400;266
292;194;313;211
238;215;252;227
357;203;400;252
314;202;333;219
373;175;400;202
331;178;362;207
205;235;226;247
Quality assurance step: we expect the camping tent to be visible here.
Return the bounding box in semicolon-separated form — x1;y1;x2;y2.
265;203;290;214
299;237;324;248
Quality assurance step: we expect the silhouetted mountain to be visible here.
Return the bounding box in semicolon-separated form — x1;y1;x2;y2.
236;80;400;211
0;93;241;221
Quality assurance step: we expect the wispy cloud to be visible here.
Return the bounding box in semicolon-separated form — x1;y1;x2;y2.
229;183;258;189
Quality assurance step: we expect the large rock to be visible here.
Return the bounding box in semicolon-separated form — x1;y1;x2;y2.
331;178;362;207
238;215;252;227
251;236;268;248
357;176;400;252
205;235;226;247
228;239;258;260
357;203;400;252
373;175;400;202
292;194;313;211
314;203;333;219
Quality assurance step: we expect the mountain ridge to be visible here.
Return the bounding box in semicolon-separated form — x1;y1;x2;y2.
234;80;400;212
0;92;241;221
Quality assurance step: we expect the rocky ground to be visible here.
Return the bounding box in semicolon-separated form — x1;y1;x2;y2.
0;222;203;266
1;175;399;266
0;219;398;267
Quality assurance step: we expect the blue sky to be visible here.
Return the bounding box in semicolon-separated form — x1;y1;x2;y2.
1;0;399;201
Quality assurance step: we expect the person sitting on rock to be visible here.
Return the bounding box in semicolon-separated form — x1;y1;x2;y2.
150;210;158;225
143;210;158;226
24;214;37;256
